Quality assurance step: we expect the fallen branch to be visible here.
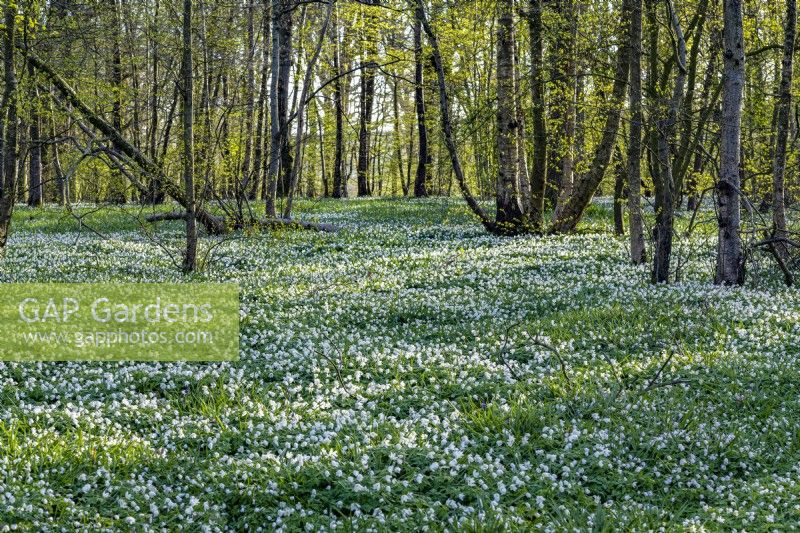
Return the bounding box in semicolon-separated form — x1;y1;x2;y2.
145;212;339;233
145;212;190;222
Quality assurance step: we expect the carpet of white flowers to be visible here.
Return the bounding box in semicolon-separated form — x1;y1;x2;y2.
1;198;799;531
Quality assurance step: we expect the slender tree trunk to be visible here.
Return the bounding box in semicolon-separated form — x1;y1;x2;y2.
413;17;430;198
331;4;345;198
716;0;745;285
241;0;257;202
528;0;547;230
266;0;281;214
277;3;293;199
772;0;795;261
50;93;68;205
673;1;708;201
613;146;625;236
684;36;721;211
316;102;328;197
145;0;164;204
107;0;127;204
0;5;18;248
495;0;524;230
16;127;26;203
627;0;645;263
553;0;578;222
652;0;686;284
266;0;292;216
250;14;269;201
686;144;703;211
27;64;43;207
391;77;407;196
181;0;197;272
357;2;377;197
515;45;531;212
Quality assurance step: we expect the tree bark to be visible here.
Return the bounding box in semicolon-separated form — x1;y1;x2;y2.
527;0;546;230
613;147;625;236
651;0;686;284
331;4;345;198
266;0;293;216
240;0;257;202
772;0;795;261
0;4;18;248
412;17;430;198
145;0;165;204
672;1;708;202
391;77;407;196
250;9;270;201
515;48;531;212
715;0;745;285
553;0;578;223
627;0;646;263
357;1;377;197
181;0;197;272
27;64;43;207
495;0;524;229
107;0;127;204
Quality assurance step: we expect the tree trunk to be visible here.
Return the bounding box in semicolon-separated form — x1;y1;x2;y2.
107;0;127;204
0;5;18;248
145;0;164;204
672;1;708;202
50;93;68;205
627;0;646;263
514;44;531;213
527;0;547;230
613;147;625;236
553;0;578;223
772;0;795;261
266;0;293;216
495;0;524;230
413;17;430;198
240;0;257;202
250;9;270;201
357;3;377;198
715;0;745;285
391;77;407;196
27;64;43;207
181;0;197;272
316;102;328;197
331;4;345;199
651;0;686;284
686;144;703;211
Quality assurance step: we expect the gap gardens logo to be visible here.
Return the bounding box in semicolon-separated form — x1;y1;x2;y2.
1;283;239;361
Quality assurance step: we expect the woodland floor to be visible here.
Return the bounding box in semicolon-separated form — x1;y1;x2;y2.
0;197;799;530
